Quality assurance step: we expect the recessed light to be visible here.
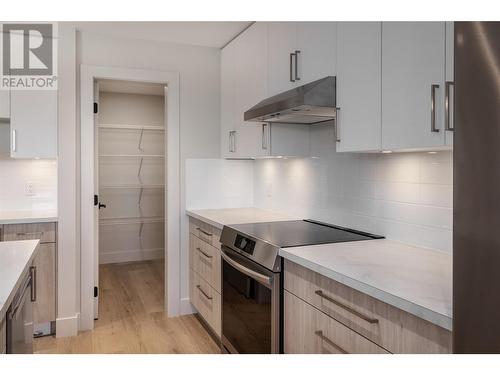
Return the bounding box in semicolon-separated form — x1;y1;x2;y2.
428;151;437;154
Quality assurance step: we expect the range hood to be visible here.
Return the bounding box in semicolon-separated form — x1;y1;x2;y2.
244;76;336;125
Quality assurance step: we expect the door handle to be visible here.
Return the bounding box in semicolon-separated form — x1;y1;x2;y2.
98;203;106;210
445;81;454;131
431;84;440;133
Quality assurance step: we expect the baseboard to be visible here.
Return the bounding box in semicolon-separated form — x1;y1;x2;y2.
180;297;196;315
99;248;164;264
56;313;79;338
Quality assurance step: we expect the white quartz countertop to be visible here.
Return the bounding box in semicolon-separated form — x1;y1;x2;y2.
280;239;452;330
0;240;40;318
0;209;58;224
186;208;298;229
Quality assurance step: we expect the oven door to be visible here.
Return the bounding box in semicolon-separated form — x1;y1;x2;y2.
221;246;280;354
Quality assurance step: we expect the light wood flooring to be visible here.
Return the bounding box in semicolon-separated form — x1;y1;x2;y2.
34;259;220;354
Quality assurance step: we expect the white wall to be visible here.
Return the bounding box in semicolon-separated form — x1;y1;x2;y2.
74;29;221;316
0;159;57;212
254;151;453;252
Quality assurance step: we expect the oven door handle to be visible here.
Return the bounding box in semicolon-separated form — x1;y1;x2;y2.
221;250;272;287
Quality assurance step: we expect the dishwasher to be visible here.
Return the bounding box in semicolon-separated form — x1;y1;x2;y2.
6;266;36;354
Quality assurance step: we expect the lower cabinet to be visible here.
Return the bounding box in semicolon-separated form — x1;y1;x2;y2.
0;315;6;354
284;260;451;354
1;222;57;336
188;218;222;338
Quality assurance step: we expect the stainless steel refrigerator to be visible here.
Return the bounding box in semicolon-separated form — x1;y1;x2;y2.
454;21;500;353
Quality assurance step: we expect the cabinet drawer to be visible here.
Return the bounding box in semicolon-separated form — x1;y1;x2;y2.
33;243;56;324
2;222;56;244
190;269;221;337
189;218;221;248
189;234;221;293
284;260;451;353
284;291;388;354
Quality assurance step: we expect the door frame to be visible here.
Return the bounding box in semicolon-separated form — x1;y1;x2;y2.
80;65;181;331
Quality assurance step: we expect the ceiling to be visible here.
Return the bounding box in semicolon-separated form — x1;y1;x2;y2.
74;21;253;48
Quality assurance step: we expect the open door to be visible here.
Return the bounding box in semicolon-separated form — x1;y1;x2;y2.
93;80;100;319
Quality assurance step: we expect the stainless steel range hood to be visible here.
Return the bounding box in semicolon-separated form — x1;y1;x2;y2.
244;76;336;125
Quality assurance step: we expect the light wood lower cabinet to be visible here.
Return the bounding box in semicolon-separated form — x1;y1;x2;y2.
285;291;388;354
284;260;451;354
189;234;221;293
2;222;56;243
0;316;6;354
190;269;221;337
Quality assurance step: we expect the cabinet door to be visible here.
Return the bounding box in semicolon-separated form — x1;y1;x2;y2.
267;22;298;96
336;22;382;152
297;22;337;85
445;21;454;147
220;41;237;158
33;243;56;324
0;90;9;119
382;22;446;150
234;22;269;158
10;90;57;158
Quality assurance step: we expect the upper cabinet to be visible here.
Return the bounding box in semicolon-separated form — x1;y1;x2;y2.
220;41;236;159
336;22;382;152
268;22;336;96
381;22;447;150
0;90;9;119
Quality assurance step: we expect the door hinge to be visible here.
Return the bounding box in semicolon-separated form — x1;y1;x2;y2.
94;286;98;298
94;194;98;206
94;102;98;114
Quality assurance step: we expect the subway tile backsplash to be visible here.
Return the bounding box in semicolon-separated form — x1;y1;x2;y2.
253;151;453;252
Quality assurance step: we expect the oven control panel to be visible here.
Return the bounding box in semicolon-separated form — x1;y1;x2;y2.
234;234;256;255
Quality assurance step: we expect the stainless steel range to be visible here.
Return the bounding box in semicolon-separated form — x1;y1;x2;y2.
219;219;383;354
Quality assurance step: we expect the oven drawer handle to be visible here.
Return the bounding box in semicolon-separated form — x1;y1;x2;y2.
221;251;272;287
196;285;213;300
315;330;348;354
196;228;212;237
196;247;213;259
315;290;379;324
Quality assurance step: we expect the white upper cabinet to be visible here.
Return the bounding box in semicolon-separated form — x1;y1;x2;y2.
10;90;57;158
296;22;336;85
445;21;454;147
381;22;446;150
220;41;237;158
336;22;382;152
234;22;269;158
0;90;9;119
268;22;298;96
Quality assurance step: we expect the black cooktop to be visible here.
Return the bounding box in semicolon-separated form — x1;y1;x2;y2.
227;219;384;248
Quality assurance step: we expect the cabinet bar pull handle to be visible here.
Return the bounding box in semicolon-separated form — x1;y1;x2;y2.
196;227;213;237
315;290;379;324
294;50;301;81
17;231;44;237
335;108;341;142
196;285;213;300
12;129;17;152
229;130;236;153
315;330;348;354
262;123;268;150
289;53;295;82
30;266;37;302
445;81;454;131
431;84;440;133
196;247;213;259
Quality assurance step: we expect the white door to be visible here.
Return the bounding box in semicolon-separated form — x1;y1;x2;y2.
10;90;57;158
234;22;269;158
267;22;298;96
296;22;337;85
93;81;100;319
336;22;382;152
382;22;446;150
220;41;237;158
445;21;454;147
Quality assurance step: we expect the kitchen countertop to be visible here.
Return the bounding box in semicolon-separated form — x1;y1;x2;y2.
279;239;452;331
0;240;40;318
0;209;58;225
186;207;298;229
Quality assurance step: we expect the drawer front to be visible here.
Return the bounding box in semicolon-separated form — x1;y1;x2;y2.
190;269;221;337
284;291;388;354
189;218;221;248
2;222;56;244
33;243;57;324
189;234;221;293
284;260;451;353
